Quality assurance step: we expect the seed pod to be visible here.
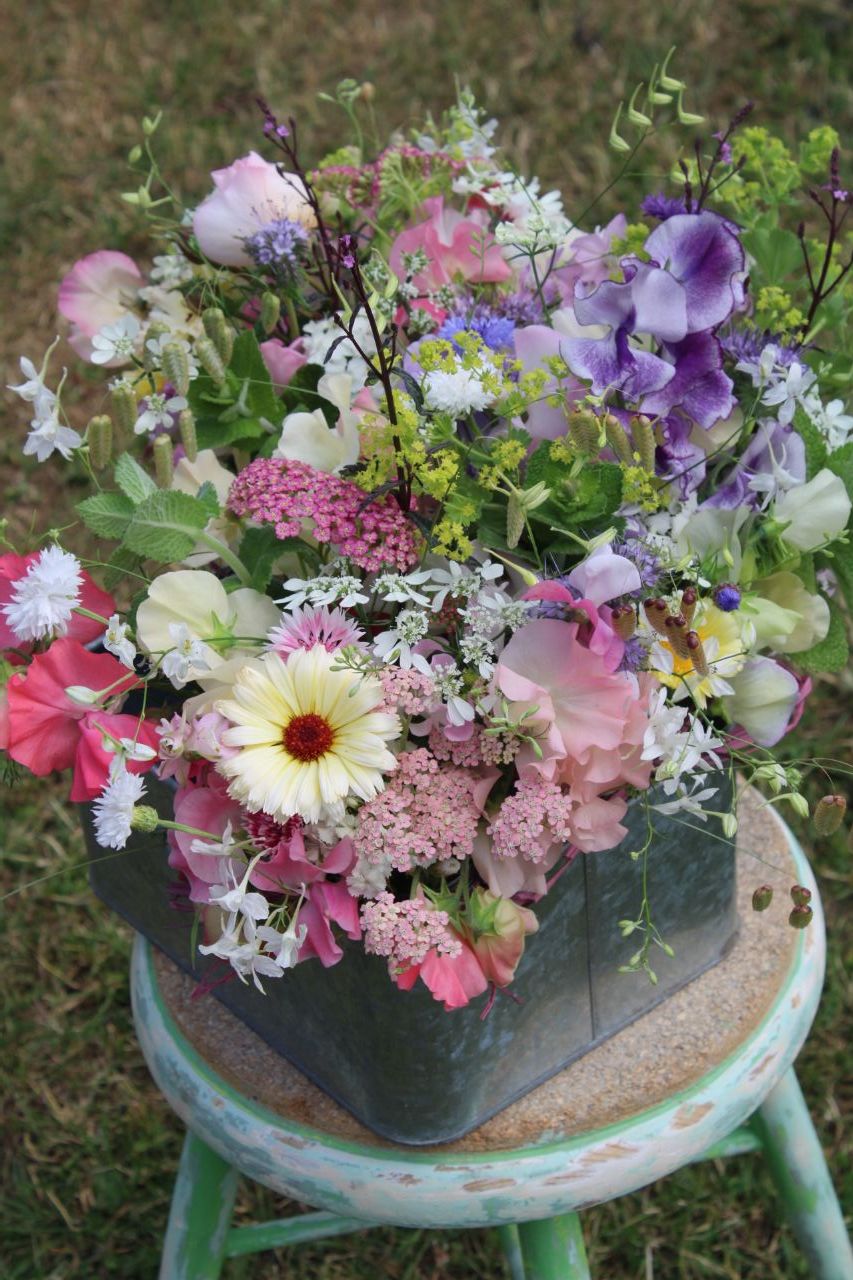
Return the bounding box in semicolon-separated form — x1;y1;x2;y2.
179;408;198;463
111;380;138;442
680;586;698;627
260;291;281;334
611;603;637;640
814;794;846;835
788;905;814;930
195;336;226;387
202;307;234;364
143;321;170;370
506;494;524;549
790;884;812;907
752;885;773;912
161;342;190;396
604;412;634;465
567;409;601;454
664;613;690;658
87;414;113;469
643;598;670;636
685;630;709;676
631;414;657;471
153;434;173;488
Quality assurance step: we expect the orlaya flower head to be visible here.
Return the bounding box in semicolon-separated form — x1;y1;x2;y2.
193;152;316;268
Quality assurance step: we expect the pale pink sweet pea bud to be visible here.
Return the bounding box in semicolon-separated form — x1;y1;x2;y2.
193;152;316;268
468;888;539;988
58;250;143;361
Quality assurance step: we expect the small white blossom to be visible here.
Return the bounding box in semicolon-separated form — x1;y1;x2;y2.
652;782;719;820
90;314;141;365
373;609;431;672
198;919;282;992
190;821;238;859
429;559;503;610
422;367;494;416
372;569;436;606
103;614;137;668
430;660;476;726
2;546;83;642
256;912;308;971
8;354;56;405
804;392;853;451
209;864;270;924
160;623;212;686
301;314;376;388
759;360;816;425
135;390;188;435
279;573;369;610
150;251;195;288
347;854;392;899
23;407;82;463
92;770;146;850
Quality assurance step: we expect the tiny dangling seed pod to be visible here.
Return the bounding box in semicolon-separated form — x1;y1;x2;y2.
195;337;227;388
790;885;812;907
643;598;670;636
685;630;710;677
814;794;846;836
788;905;814;930
680;585;698;627
202;307;234;364
260;292;281;334
611;603;637;641
752;885;773;912
506;494;525;550
179;409;198;463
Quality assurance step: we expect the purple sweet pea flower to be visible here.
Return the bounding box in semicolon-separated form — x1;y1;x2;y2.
641;331;735;429
644;211;745;333
656;412;707;498
704;420;806;510
640;193;688;221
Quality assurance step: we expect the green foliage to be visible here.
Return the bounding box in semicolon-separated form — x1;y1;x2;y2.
77;491;136;540
190;330;282;451
799;125;841;179
793;407;828;478
113;452;157;503
741;227;802;286
120;490;210;562
238;525;287;591
794;597;850;673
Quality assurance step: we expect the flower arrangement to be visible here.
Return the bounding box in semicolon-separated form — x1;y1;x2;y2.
4;63;852;1011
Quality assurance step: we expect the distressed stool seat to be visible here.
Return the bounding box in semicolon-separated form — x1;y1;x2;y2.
132;791;853;1279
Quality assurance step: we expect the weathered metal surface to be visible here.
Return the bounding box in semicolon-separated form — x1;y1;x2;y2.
518;1212;591;1280
158;1130;238;1280
130;807;828;1232
86;775;737;1145
752;1068;853;1280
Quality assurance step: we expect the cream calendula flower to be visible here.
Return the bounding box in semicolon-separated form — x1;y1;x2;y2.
216;646;400;823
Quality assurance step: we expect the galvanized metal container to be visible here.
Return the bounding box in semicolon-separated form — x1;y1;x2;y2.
83;775;737;1145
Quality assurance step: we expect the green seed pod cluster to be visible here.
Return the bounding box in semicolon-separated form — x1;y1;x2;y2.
202;307;234;364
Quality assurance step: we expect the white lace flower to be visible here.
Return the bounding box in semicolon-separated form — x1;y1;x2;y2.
90;314;141;365
279;573;369;610
372;570;436;606
2;546;83;642
429;559;503;610
92;770;146;849
372;609;431;672
103;614;137;668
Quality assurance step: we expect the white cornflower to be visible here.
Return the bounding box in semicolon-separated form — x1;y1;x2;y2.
135;390;188;435
23;408;82;463
160;623;212;687
2;546;83;642
103;614;137;668
92;770;146;850
279;573;369;610
90;314;141;365
372;609;431;672
422;367;494;416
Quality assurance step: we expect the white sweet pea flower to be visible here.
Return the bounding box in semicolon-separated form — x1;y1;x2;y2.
274;372;362;473
772;469;852;552
749;573;831;654
721;657;800;748
90;313;141;365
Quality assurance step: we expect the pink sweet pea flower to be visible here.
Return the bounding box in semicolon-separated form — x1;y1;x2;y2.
298;879;362;967
5;639;140;776
389;197;511;301
565;544;642;605
395;935;489;1011
260;337;308;389
0;552;116;655
58;250;142;361
468;889;539;988
519;585;625;671
193;152;315;268
496;619;636;782
167;777;245;902
70;712;160;802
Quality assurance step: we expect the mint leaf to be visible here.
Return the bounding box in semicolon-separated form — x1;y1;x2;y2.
196;481;221;519
121;491;209;562
741;227;802;284
77;492;135;539
114;452;157;504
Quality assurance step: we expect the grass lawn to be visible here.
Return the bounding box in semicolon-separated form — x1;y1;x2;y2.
1;2;851;1275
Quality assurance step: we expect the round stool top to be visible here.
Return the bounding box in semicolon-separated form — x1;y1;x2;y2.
132;789;826;1227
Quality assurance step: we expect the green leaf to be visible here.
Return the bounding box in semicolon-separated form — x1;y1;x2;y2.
793;406;827;478
103;546;145;591
195;415;271;451
113;452;157;504
238;526;284;591
794;598;849;673
826;442;853;499
741;227;802;284
533;461;623;531
121;490;209;563
196;481;221;519
230;330;281;421
77;492;135;540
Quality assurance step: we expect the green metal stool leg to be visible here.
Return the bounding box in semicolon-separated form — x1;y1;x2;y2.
517;1213;591;1280
752;1068;853;1280
160;1130;240;1280
498;1223;527;1280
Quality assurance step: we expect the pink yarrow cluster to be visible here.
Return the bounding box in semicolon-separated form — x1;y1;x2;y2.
227;457;421;572
361;891;462;968
487;777;575;863
353;747;481;871
379;667;435;716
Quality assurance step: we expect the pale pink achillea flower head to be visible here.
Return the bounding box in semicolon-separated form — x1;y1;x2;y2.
267;605;364;657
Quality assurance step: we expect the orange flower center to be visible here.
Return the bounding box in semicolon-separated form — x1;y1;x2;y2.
283;713;335;762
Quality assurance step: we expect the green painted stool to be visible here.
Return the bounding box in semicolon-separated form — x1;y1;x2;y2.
131;801;852;1279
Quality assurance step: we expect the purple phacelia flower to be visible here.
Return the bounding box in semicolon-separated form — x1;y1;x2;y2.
713;583;742;611
244;217;309;279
